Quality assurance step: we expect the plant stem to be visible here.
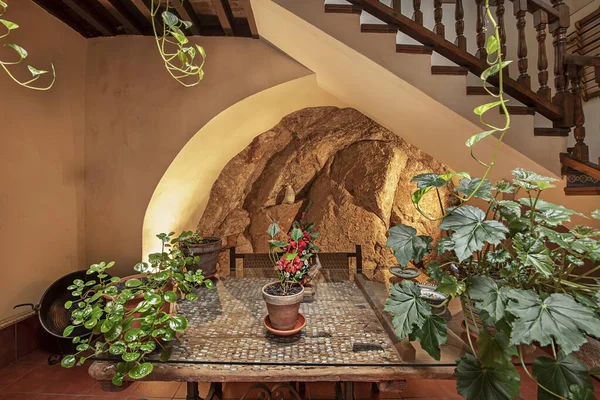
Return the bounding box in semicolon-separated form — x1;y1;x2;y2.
517;346;563;399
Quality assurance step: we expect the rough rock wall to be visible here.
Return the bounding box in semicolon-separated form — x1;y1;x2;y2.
197;107;452;281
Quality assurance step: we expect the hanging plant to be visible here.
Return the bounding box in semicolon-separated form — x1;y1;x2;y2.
0;0;55;90
150;0;206;87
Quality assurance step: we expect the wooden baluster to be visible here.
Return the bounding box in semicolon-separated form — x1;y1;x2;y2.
475;0;486;60
534;10;551;101
392;0;401;11
568;64;588;161
413;0;423;25
513;0;531;88
454;0;466;50
495;0;507;60
551;0;572;127
434;0;444;38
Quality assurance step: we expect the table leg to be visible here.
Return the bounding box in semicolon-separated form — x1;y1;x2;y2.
335;382;354;400
186;382;200;400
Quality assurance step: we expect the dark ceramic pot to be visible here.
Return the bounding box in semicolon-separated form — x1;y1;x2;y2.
180;237;221;278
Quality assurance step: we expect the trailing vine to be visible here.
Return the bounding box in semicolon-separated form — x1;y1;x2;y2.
411;0;511;221
150;0;206;87
0;0;55;90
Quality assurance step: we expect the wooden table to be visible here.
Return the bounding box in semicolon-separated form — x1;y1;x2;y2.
89;275;470;400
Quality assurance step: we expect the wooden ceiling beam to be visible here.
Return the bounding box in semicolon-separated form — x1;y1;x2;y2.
130;0;164;32
60;0;116;36
240;0;259;39
96;0;141;34
32;0;90;37
210;0;234;36
173;0;202;36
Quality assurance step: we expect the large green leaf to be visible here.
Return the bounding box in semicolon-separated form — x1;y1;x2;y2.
466;130;496;148
411;173;451;189
436;274;465;297
476;328;516;367
439;206;508;261
161;11;179;27
481;60;512;80
128;362;153;379
512;168;557;190
495;200;521;221
455;178;493;201
592;210;600;220
386;225;432;267
569;385;597;400
413;314;447;360
384;280;431;340
456;354;520;400
468;277;509;322
519;198;584;227
537;226;575;248
267;220;280;239
513;233;553;277
571;238;600;261
507;290;600;354
532;352;594;400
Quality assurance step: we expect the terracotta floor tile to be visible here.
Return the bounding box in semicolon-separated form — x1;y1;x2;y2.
34;396;81;400
42;367;97;395
80;397;127;400
0;363;38;390
3;365;58;393
0;394;40;400
16;351;53;365
128;398;172;400
130;382;182;398
398;380;445;398
84;382;139;397
592;377;600;392
436;380;458;397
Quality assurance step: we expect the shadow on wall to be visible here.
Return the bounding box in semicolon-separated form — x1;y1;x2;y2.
197;106;454;282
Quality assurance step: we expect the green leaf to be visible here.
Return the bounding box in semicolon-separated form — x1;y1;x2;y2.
436;237;454;254
507;290;600;354
486;249;510;263
436;274;465;296
456;354;520;400
84;319;98;329
480;60;512;80
571;238;600;261
122;352;140;362
512;168;558;190
466;130;496;148
161;11;179;27
5;43;27;59
144;293;162;306
181;20;193;30
0;19;18;30
569;385;597;400
455;178;493;201
63;325;75;337
486;35;498;54
439;206;508;262
532;352;594;400
27;65;48;77
104;323;123;342
170;27;188;44
513;233;553;277
426;261;444;282
125;278;142;288
474;100;507;116
61;355;76;368
476;328;516;367
495;200;521;221
468;277;509;322
109;342;127;355
519;198;584;227
128;362;153;380
160;346;173;362
204;279;214;289
111;373;124;386
267;220;280;238
140;342;156;353
196;45;206;59
386;225;433;268
163;291;177;303
290;228;303;241
384;280;431;340
168;315;188;332
411;173;448;189
185;293;198;301
592;209;600;220
413;315;447;360
124;328;144;342
65;301;73;309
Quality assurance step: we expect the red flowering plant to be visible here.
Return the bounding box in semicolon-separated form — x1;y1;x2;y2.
266;209;320;294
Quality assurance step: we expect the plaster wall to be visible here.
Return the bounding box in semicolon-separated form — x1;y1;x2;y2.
0;1;86;320
84;36;312;276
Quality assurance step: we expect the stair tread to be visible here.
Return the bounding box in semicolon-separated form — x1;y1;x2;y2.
534;127;570;137
500;106;535;115
396;44;433;54
466;86;499;95
361;23;397;33
324;3;361;14
431;65;469;75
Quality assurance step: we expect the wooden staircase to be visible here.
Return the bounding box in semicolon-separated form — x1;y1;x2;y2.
324;0;600;195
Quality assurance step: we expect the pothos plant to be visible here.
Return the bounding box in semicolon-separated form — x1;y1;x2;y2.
383;0;600;399
150;0;206;87
0;0;55;90
266;209;320;294
60;232;214;385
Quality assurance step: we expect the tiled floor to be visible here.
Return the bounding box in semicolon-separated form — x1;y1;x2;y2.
1;350;600;400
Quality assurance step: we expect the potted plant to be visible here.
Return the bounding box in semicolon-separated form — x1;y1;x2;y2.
263;209;320;331
60;232;214;386
175;231;221;278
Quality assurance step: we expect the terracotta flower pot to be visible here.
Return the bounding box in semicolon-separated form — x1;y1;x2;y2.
180;237;221;278
261;282;304;331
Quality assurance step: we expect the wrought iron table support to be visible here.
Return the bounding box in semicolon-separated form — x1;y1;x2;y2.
186;382;222;400
335;382;355;400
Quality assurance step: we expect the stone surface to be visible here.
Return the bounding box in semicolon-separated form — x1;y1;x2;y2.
197;107;452;280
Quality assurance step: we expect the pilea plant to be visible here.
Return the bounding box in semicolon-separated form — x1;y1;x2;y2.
0;0;55;90
60;232;214;385
383;0;600;399
150;0;206;87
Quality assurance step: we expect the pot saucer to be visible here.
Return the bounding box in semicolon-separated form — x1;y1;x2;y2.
389;266;421;279
264;313;306;336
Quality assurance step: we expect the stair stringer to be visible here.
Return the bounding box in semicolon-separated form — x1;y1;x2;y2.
277;0;566;175
250;0;599;225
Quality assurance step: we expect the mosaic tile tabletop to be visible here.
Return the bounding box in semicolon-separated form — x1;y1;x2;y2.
153;278;403;366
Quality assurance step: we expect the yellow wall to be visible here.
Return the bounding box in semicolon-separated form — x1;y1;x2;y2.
0;1;86;320
84;35;312;277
